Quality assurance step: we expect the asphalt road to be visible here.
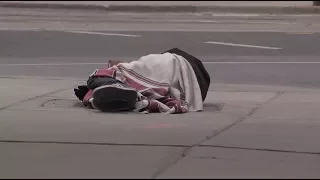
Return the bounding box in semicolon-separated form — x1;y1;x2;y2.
1;9;320;89
1;30;320;89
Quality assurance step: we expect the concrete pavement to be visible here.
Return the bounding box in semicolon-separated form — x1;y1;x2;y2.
1;77;320;178
1;8;320;178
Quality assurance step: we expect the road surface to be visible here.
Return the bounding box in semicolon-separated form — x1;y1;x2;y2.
1;10;320;88
1;8;320;179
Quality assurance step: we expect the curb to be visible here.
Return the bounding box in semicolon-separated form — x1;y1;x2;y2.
1;2;320;14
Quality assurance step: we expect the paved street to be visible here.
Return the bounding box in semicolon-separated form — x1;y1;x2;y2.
1;7;320;178
1;21;320;88
0;1;314;15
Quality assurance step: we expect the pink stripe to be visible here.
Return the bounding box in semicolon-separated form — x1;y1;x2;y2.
95;67;116;77
124;76;148;91
118;65;169;87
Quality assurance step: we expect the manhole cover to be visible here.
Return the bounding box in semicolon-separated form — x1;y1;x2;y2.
40;99;83;108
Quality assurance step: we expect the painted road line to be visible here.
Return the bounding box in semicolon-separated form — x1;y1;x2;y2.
0;28;43;31
0;29;142;37
2;62;320;67
62;30;141;37
204;41;282;50
0;27;312;33
129;19;296;25
286;32;314;35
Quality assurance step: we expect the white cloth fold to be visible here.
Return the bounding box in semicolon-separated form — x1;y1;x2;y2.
118;52;203;112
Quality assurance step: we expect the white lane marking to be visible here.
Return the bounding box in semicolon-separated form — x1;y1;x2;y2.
0;28;43;31
0;27;316;33
0;28;141;37
165;19;218;23
205;41;282;50
62;30;141;37
286;32;314;35
136;19;295;25
209;13;263;17
1;62;320;67
164;19;298;25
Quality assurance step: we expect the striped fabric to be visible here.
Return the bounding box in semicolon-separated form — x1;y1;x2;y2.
83;53;203;114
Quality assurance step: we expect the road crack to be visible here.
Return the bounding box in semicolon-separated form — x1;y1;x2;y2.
151;91;284;178
0;87;71;111
0;140;187;148
200;91;284;144
198;145;320;156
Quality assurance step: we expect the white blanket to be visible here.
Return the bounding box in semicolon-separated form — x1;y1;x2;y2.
119;52;203;112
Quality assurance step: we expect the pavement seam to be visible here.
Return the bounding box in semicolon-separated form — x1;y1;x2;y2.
0;87;72;111
199;91;284;144
150;91;284;178
0;140;187;148
197;145;320;156
1;139;318;155
151;147;190;179
2;140;318;155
